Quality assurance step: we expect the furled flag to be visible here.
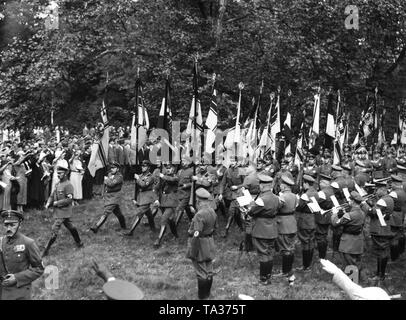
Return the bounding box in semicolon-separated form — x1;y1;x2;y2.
283;90;293;155
246;81;263;161
88;101;110;177
352;94;374;146
269;88;281;152
294;122;304;166
186;61;204;162
131;77;150;151
204;76;218;154
395;105;406;146
283;112;292;155
234;82;244;144
258;93;274;157
308;91;321;149
377;109;386;148
157;79;172;132
325;91;335;150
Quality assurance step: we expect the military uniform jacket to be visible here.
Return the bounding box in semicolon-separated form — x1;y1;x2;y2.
331;204;366;254
316;186;334;225
104;172;123;206
136;172;156;205
389;189;405;227
368;204;392;237
304;165;319;179
49;179;74;218
296;187;318;230
383;157;397;177
186;201;217;262
277;190;298;234
371;158;384;179
0;233;44;300
243;171;261;196
195;172;216;210
177;166;194;200
219;167;244;200
319;164;332;177
208;165;226;195
157;174;179;208
249;190;280;239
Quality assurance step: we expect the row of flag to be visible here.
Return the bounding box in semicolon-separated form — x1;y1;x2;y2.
87;66;406;175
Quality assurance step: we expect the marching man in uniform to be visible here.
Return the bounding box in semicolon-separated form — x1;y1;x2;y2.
0;210;44;300
186;188;217;300
43;164;83;257
90;162;127;234
124;160;157;236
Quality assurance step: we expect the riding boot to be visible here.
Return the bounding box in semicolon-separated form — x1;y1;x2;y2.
308;249;314;268
265;261;273;282
145;210;156;232
222;215;234;238
259;262;268;284
126;216;141;236
68;227;83;247
282;255;289;275
114;207;127;229
380;257;388;280
390;244;399;262
287;254;295;275
42;234;57;257
154;225;166;248
318;242;327;259
197;278;205;299
168;220;178;238
234;211;243;232
399;235;405;255
376;258;381;276
302;250;309;270
90;214;108;233
207;276;213;299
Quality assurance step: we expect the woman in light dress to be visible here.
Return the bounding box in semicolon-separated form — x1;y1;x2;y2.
69;150;84;202
14;151;28;212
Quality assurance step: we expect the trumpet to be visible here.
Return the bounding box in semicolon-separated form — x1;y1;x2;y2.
316;192;378;215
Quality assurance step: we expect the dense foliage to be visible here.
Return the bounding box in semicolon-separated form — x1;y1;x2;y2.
1;0;405;138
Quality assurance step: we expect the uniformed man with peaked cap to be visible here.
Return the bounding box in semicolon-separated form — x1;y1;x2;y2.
90;161;127;234
43;163;83;257
275;175;298;283
331;191;368;276
248;174;281;285
186;188;217;299
0;210;44;300
296;174;319;271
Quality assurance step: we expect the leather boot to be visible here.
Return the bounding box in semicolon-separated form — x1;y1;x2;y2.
42;234;57;257
206;276;213;299
308;249;314;268
146;210;156;232
390;244;399;262
399;235;405;255
380;257;388;280
68;227;83;248
259;262;268;284
318;242;327;259
168;220;178;238
282;255;289;275
126;216;141;236
154;225;166;248
197;278;205;299
222;215;234;238
265;261;273;282
90;214;108;234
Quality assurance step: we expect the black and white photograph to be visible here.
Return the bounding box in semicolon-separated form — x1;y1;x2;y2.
1;0;406;304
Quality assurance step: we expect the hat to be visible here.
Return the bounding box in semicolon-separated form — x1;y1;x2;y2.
350;191;363;202
319;173;332;181
303;175;315;183
141;160;151;166
1;210;24;222
389;191;398;199
110;161;120;168
196;188;211;199
281;175;294;186
103;279;144;300
376;199;387;207
258;174;273;183
341;164;352;172
57;163;69;171
391;174;403;183
332;165;342;172
354;174;368;187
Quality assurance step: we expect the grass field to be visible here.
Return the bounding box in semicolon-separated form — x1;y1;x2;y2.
21;183;406;300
